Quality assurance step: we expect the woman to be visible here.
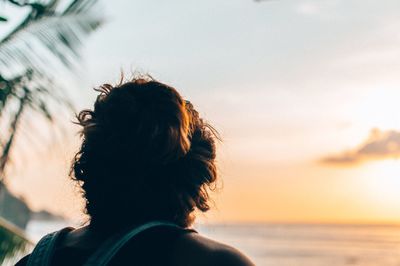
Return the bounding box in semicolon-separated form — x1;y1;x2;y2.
16;77;254;265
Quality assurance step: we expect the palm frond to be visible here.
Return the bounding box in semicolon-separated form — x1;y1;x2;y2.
0;68;73;181
0;0;104;76
0;0;104;182
0;216;33;265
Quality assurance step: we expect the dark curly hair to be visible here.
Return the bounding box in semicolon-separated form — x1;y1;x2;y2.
71;77;219;231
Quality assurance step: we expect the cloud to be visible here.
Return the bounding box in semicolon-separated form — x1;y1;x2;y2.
294;1;341;17
320;129;400;165
296;2;321;15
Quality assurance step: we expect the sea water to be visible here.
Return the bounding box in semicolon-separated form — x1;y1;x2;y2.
197;224;400;266
22;222;400;266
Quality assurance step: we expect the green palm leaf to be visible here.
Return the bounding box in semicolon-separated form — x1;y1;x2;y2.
0;216;33;265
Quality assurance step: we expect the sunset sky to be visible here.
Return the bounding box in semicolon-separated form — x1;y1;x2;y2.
5;0;400;224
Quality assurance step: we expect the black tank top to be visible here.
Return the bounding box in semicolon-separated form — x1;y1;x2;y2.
15;225;196;266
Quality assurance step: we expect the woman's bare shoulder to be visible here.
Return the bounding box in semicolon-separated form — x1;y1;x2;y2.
172;232;255;266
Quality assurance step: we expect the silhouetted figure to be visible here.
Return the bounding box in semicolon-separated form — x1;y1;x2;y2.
16;77;254;266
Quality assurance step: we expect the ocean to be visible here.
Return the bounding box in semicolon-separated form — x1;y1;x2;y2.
23;222;400;266
198;223;400;266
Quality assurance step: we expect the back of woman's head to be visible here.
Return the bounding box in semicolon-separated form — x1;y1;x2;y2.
71;76;219;230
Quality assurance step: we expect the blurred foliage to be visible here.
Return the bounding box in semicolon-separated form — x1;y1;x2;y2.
0;218;33;265
0;1;103;260
0;0;104;182
0;0;105;74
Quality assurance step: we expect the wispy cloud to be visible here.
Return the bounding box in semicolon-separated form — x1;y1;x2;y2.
296;2;321;15
294;1;341;17
320;129;400;165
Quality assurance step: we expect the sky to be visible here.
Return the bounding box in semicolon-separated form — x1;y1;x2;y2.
5;0;400;224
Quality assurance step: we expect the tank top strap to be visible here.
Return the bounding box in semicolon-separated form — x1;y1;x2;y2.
83;221;183;266
26;227;74;266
